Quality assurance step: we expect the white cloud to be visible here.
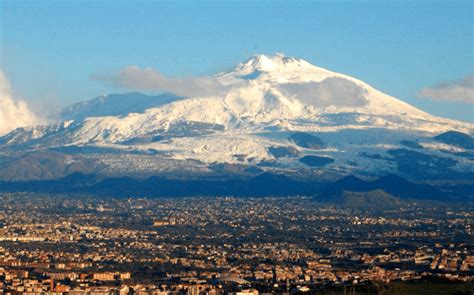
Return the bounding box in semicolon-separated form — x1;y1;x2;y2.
280;77;369;108
419;74;474;103
0;70;42;136
92;66;228;97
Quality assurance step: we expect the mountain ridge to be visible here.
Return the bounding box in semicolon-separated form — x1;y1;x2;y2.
0;171;471;202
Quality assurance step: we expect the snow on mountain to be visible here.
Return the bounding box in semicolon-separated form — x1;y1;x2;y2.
1;54;472;178
59;92;182;121
57;54;471;141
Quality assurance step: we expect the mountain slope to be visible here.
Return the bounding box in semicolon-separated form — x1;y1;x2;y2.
0;54;472;182
59;92;182;121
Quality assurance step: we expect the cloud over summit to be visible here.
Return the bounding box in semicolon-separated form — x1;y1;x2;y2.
92;66;228;97
280;77;369;108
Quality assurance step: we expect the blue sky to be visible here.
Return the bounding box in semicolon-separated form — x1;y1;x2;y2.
1;0;473;122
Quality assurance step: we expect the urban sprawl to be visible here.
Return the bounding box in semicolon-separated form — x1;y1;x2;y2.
0;193;473;294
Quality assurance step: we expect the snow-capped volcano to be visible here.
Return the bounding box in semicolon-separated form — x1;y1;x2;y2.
55;55;471;140
1;54;472;181
222;54;445;121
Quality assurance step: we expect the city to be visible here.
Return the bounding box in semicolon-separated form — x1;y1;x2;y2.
0;193;472;294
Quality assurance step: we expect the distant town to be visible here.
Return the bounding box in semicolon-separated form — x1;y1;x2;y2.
0;193;472;294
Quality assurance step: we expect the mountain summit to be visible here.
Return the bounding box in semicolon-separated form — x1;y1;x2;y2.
0;54;472;181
